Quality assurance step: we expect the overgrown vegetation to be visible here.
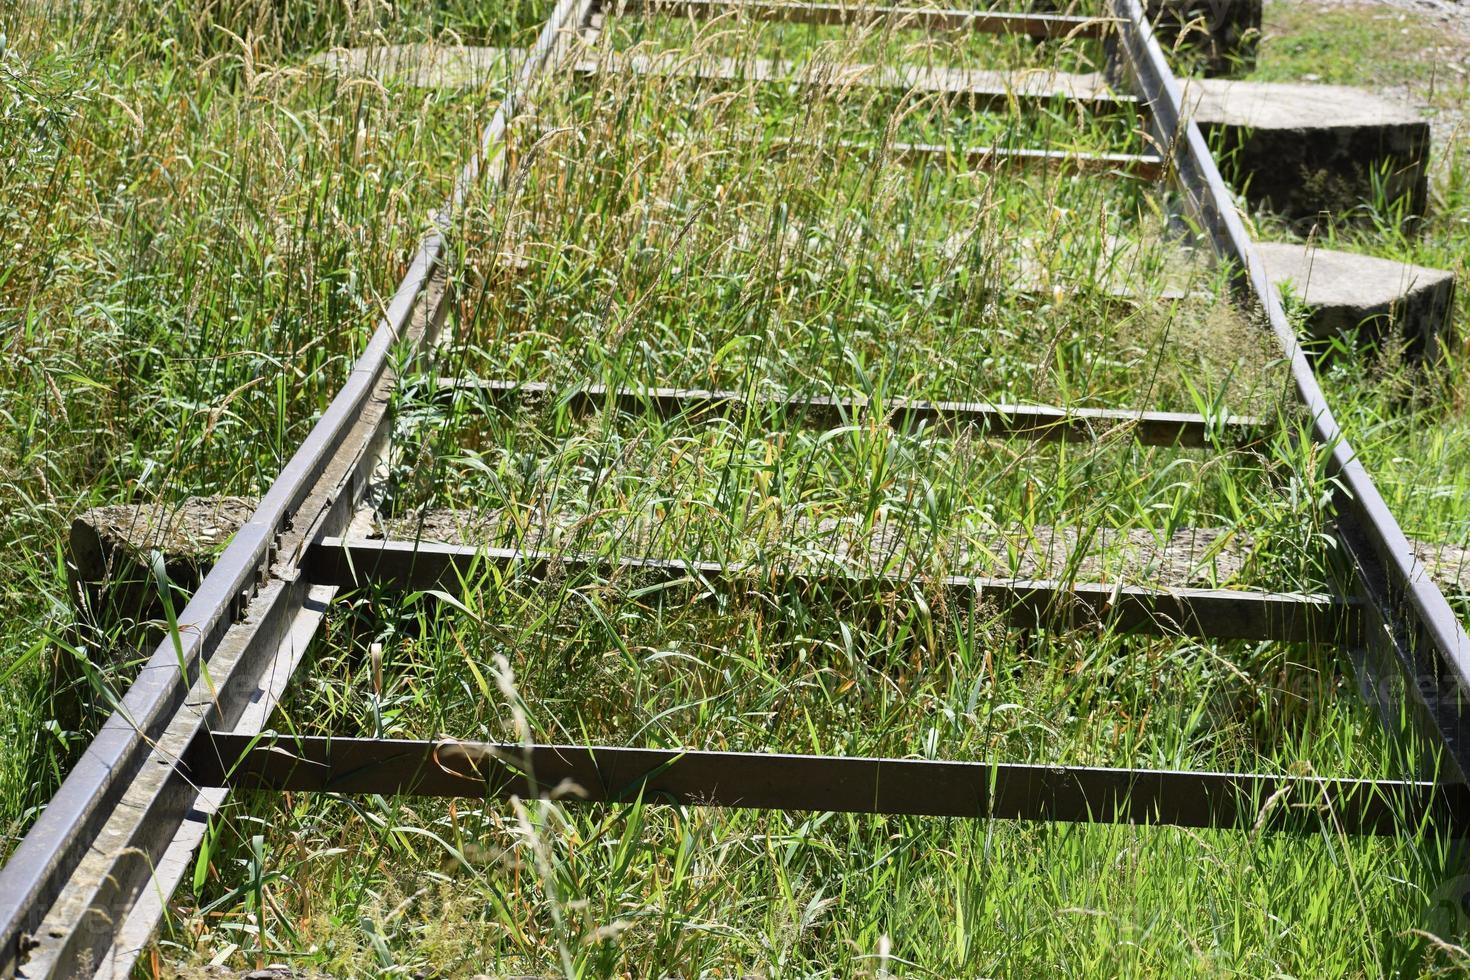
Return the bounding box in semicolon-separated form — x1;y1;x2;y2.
0;0;552;854
2;0;1469;975
1248;0;1470;583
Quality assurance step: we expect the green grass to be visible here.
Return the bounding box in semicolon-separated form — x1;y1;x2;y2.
600;9;1111;74
0;0;551;837
1254;0;1454;90
1250;0;1470;563
5;0;1470;976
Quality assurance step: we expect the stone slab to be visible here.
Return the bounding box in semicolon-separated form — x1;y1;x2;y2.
69;496;257;637
61;496;257;723
308;44;522;88
1256;241;1456;360
577;52;1124;107
312;44;1121;104
1183;77;1430;225
67;499;1470;597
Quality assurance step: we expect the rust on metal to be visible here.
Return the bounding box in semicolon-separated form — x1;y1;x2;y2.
437;378;1261;448
308;536;1358;644
187;732;1470;837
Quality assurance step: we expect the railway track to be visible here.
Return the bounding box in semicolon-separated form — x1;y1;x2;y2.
3;0;1468;974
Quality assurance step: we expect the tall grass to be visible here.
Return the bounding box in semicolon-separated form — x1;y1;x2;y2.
4;0;1470;975
0;0;548;834
1246;0;1470;597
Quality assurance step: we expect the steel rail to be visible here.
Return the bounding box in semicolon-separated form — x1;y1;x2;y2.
1106;0;1470;781
307;536;1355;644
0;0;598;975
186;733;1470;836
434;378;1263;449
526;122;1164;177
574;53;1136;112
818;137;1166;178
0;197;440;978
622;0;1112;39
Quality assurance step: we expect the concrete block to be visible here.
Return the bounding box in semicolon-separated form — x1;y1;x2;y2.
1184;78;1430;226
1256;241;1456;361
308;44;521;88
57;496;256;728
63;499;1470;607
68;496;257;640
